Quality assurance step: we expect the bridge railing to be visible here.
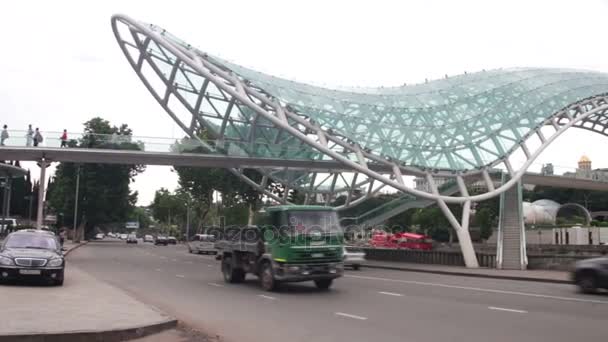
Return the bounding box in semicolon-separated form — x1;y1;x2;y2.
0;130;333;161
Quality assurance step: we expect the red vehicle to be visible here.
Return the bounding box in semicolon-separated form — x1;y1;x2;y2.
370;232;433;250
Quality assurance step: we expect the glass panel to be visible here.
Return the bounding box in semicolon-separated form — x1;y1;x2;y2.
126;23;608;171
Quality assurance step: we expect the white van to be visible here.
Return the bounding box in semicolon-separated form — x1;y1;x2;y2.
187;234;217;254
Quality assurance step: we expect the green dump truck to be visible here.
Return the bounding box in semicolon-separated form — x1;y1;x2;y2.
214;205;344;291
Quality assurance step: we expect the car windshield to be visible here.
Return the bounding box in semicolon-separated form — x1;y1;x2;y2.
288;211;342;234
5;234;57;250
201;235;215;242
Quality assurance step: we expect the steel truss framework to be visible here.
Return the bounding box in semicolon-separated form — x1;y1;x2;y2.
112;15;608;267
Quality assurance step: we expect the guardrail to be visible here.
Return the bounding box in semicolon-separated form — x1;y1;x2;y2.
362;248;497;268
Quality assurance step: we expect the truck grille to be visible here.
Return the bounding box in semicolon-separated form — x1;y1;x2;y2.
292;250;341;264
14;258;47;267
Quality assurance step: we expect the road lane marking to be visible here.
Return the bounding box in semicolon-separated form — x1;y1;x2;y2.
258;295;277;300
185;261;193;264
379;291;403;297
335;312;367;320
488;306;528;314
160;256;168;259
207;264;213;267
346;275;608;305
155;268;162;272
208;282;224;287
175;274;186;278
171;259;178;262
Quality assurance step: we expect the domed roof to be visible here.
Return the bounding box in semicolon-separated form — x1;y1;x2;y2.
579;155;591;163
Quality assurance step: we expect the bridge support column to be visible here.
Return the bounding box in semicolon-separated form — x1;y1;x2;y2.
36;159;47;229
496;175;527;270
437;199;479;268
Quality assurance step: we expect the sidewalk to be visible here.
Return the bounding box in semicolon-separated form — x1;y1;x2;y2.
363;260;571;284
0;252;177;341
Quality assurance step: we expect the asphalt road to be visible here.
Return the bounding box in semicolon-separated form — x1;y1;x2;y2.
69;241;608;342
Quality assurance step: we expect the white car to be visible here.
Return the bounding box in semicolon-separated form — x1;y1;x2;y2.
187;234;217;254
95;233;105;240
0;218;17;234
120;234;128;240
343;246;366;270
143;235;154;243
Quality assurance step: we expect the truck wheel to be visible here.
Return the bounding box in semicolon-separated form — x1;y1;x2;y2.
260;262;278;291
314;279;333;290
222;255;245;283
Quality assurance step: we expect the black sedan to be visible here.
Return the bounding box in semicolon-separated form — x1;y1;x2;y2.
573;256;608;293
0;229;66;286
154;236;169;246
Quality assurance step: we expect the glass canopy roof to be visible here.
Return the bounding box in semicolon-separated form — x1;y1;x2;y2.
150;24;608;172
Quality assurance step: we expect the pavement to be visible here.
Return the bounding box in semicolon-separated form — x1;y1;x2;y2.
362;259;571;283
0;240;177;342
67;240;608;342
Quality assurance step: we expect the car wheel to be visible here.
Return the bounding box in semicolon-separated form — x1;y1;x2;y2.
260;261;278;291
353;264;361;271
577;271;598;294
314;279;333;290
188;248;193;254
53;271;64;286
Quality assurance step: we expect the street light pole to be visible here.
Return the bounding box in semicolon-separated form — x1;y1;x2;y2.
72;165;81;243
28;195;33;225
1;176;7;235
186;203;190;242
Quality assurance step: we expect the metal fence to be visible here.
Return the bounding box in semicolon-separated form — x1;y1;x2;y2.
362;248;496;268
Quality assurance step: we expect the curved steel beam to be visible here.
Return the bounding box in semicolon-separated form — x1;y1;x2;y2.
111;14;608;205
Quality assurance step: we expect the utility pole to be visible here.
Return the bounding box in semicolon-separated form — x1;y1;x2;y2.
72;165;81;243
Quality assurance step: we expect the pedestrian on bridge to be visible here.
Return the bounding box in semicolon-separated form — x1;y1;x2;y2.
1;125;8;146
33;128;43;147
60;129;68;148
25;124;33;146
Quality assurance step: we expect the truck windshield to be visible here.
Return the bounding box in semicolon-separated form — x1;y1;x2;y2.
288;211;342;234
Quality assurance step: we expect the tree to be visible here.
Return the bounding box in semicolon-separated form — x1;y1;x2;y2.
474;207;493;241
46;117;144;238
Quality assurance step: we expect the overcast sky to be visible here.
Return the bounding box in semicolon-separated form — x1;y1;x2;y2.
2;0;608;205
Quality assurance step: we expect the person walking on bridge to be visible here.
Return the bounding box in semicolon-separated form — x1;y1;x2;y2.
1;125;8;146
25;124;33;146
60;129;68;148
33;128;43;147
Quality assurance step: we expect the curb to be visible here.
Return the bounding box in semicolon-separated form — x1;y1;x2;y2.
63;241;89;257
362;263;572;284
0;318;178;342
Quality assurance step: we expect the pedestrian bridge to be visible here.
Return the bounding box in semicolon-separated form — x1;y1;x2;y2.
7;13;608;269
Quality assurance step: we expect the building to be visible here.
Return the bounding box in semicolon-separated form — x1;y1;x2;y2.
564;155;608;181
414;176;501;194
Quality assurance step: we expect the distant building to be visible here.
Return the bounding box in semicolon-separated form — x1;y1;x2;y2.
413;176;500;194
541;163;554;176
563;155;608;181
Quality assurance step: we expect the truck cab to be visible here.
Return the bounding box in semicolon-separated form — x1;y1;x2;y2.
215;205;344;291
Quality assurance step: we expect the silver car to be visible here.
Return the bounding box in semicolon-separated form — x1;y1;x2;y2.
343;246;366;270
573;256;608;293
187;234;217;254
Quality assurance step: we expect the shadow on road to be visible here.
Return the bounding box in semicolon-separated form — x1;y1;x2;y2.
235;277;345;296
